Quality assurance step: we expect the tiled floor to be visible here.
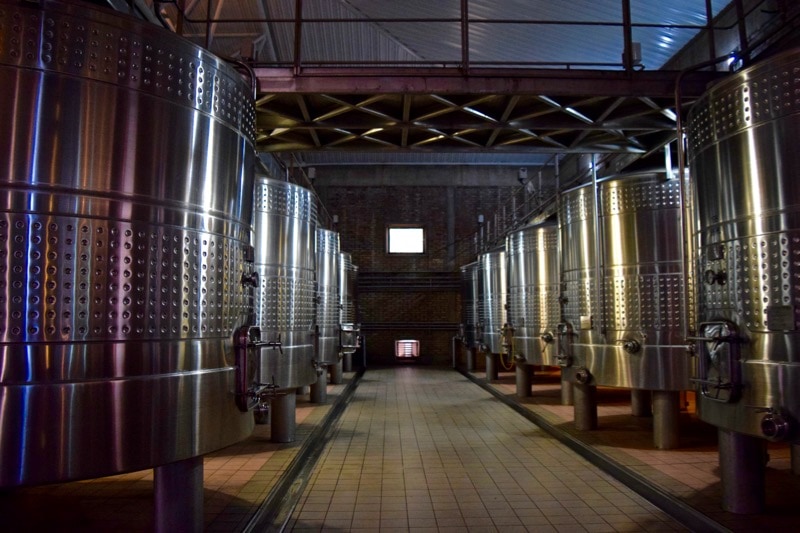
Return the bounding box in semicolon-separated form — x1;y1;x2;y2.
286;367;683;532
0;376;355;532
3;364;800;532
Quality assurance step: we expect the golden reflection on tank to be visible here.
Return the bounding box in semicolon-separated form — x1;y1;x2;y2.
687;47;800;513
0;0;258;487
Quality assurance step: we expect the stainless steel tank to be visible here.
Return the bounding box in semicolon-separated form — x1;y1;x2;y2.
559;173;689;390
687;49;800;512
0;0;257;487
316;228;341;366
477;248;507;355
253;178;318;390
460;261;481;348
505;222;560;366
339;251;360;355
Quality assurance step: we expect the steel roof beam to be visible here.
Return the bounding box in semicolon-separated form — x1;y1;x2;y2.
254;67;723;98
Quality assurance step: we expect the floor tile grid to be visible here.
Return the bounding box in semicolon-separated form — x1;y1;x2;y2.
482;368;800;532
288;367;684;532
0;376;353;533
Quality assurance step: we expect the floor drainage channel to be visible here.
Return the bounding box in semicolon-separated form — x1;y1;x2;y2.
243;368;365;533
460;369;729;533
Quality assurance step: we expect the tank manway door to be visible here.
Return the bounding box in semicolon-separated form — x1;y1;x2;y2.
689;321;742;403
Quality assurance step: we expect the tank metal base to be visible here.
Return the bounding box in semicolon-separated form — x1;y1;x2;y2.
466;347;476;372
574;383;598;431
271;393;297;443
330;361;344;384
631;389;652;417
310;367;328;404
561;371;574;405
516;364;533;398
718;429;766;514
792;444;800;476
154;456;203;533
485;353;499;382
343;352;353;373
653;391;680;450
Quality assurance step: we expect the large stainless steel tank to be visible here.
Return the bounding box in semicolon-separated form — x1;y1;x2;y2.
505;222;560;366
253;178;318;390
559;173;689;390
687;48;800;512
460;261;481;348
316;228;341;366
477;248;507;355
339;251;360;355
0;0;257;487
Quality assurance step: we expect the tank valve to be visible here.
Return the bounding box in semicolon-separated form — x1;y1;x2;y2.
616;338;641;354
513;353;526;363
575;367;591;385
266;333;284;354
241;271;259;288
703;269;727;286
556;352;572;367
541;332;554;343
761;411;791;441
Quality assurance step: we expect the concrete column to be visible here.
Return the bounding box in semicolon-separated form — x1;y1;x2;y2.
310;367;327;404
154;455;203;533
653;390;680;450
560;371;574;406
271;392;297;443
330;360;343;384
718;428;766;514
573;383;598;431
630;389;652;417
515;363;533;398
342;352;353;373
485;352;499;382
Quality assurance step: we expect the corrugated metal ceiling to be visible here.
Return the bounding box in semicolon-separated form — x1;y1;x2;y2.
146;0;797;167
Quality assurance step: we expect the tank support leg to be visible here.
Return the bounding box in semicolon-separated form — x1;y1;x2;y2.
485;352;499;382
154;455;203;533
466;347;476;372
516;363;533;397
560;371;574;406
718;429;766;513
573;383;598;431
653;391;680;449
630;389;652;417
792;444;800;475
343;352;353;373
271;393;297;443
310;367;327;404
330;360;343;384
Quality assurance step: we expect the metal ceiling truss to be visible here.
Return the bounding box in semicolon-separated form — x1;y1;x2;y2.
255;91;686;154
145;0;799;160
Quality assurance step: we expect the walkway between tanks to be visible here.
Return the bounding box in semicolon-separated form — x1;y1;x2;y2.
281;366;685;532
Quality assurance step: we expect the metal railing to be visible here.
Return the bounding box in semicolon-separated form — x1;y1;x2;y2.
151;0;782;72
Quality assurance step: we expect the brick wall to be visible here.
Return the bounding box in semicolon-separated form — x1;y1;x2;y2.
316;178;517;366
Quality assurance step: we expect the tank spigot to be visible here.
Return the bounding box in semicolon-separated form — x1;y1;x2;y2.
759;409;791;441
556;352;572;367
513;353;526;363
241;271;259;288
575;367;591;385
616;338;641;354
703;268;727;286
541;332;554;343
266;333;284;354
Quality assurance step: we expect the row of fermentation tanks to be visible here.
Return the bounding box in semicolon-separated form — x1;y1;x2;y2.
0;0;359;527
461;47;800;514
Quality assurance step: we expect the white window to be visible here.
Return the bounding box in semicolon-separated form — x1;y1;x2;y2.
387;226;425;254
